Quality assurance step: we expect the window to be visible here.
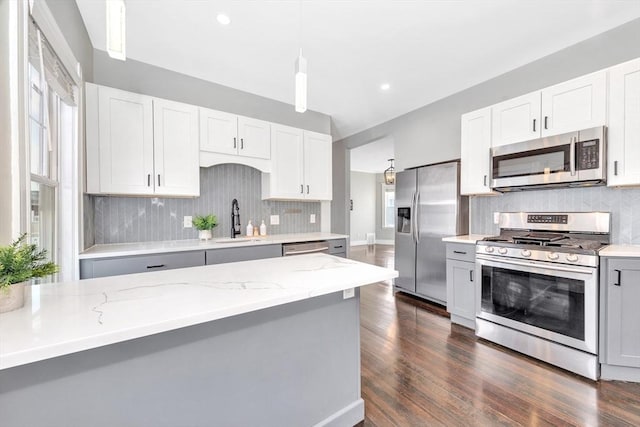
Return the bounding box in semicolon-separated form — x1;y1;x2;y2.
382;184;395;228
27;19;79;282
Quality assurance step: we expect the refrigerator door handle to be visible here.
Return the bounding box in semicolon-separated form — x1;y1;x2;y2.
415;191;421;243
411;192;417;242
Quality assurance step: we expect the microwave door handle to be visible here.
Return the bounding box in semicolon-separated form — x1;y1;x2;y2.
570;136;577;176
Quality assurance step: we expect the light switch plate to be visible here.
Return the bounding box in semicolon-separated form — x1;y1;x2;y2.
493;212;500;225
183;216;192;228
270;215;280;225
310;214;316;224
343;288;355;299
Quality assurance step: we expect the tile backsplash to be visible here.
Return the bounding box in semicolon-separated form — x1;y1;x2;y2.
470;186;640;244
89;164;321;245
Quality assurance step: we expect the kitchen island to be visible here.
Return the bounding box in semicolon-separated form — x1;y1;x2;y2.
0;254;397;427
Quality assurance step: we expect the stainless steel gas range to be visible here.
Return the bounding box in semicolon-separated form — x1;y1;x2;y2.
475;212;611;380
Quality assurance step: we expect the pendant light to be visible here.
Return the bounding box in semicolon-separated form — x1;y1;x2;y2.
106;0;126;61
294;1;307;113
384;159;396;185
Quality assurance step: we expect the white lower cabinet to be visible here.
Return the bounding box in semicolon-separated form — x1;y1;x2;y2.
262;124;332;201
86;83;200;197
445;243;476;330
608;58;640;187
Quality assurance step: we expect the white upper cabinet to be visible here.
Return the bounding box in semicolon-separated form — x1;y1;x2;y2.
303;131;332;200
199;108;238;156
608;58;640;187
86;83;199;197
491;91;541;147
152;99;200;197
540;70;607;137
461;107;495;195
237;116;270;159
490;71;607;147
262;124;332;201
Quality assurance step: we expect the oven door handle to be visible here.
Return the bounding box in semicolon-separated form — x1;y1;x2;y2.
476;255;594;275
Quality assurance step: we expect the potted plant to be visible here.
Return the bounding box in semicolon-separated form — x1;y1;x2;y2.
0;234;58;313
193;214;218;240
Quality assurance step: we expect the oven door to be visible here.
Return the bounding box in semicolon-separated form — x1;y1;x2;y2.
476;254;597;354
492;132;577;189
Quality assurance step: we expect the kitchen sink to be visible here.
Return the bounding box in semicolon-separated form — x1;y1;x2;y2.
214;237;263;244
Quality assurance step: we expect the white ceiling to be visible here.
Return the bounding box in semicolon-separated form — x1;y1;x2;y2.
75;0;640;140
350;137;394;173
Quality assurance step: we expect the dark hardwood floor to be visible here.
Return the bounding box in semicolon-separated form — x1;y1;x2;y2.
350;244;640;427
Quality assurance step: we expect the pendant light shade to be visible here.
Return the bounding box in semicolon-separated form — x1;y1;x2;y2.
106;0;126;61
384;159;396;185
295;49;307;113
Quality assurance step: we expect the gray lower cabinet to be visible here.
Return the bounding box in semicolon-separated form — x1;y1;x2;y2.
328;239;347;258
600;257;640;381
205;244;282;265
80;251;205;279
445;243;476;330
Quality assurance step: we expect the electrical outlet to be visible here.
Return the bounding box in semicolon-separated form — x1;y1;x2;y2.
493;212;500;225
183;216;193;228
343;288;355;299
270;215;280;225
310;214;316;224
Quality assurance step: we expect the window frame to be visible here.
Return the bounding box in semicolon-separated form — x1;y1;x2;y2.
381;183;395;229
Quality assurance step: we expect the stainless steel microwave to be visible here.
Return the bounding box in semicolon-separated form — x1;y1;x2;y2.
491;126;606;191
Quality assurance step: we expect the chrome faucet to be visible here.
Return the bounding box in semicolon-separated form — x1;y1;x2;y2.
231;199;241;238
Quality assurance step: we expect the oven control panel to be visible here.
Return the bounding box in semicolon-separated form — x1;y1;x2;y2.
527;214;568;224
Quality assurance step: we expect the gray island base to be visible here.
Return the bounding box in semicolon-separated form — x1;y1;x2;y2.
0;290;363;426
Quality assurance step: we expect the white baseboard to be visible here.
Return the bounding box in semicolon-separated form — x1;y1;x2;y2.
375;239;394;245
350;239;395;247
350;240;368;246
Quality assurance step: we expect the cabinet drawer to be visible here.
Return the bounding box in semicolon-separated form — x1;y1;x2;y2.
205;244;282;265
446;243;476;263
80;251;205;279
328;239;347;255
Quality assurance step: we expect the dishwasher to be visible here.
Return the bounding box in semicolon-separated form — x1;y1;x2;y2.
282;241;330;256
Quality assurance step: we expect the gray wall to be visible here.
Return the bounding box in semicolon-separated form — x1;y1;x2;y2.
91;164;320;244
349;172;376;244
375;174;395;242
471;187;640;245
333;18;640;239
44;0;93;81
92;50;330;134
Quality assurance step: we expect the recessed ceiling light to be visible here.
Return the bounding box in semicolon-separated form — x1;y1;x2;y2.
380;83;391;91
216;13;231;25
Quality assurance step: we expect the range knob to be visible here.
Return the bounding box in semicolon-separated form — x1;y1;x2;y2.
498;248;508;255
521;249;532;258
566;254;579;263
547;252;559;260
484;246;494;253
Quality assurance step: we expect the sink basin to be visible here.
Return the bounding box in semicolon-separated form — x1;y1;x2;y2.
214;238;262;244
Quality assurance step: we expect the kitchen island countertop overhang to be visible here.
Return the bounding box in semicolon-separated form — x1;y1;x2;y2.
0;253;397;370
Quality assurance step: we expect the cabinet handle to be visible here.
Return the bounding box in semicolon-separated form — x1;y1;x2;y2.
483;175;487;187
532;118;536;132
233;137;237;149
544;116;548;129
614;160;618;176
334;245;343;249
307;185;310;194
241;138;244;149
300;184;304;194
614;269;621;286
469;270;474;282
147;174;151;187
147;264;165;269
453;250;467;255
157;174;161;187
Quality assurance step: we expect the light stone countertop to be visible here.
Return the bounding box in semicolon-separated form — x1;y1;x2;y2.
442;234;492;244
79;232;349;259
0;254;397;370
600;245;640;258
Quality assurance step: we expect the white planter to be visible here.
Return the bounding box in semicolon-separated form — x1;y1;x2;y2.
0;282;26;314
199;230;212;241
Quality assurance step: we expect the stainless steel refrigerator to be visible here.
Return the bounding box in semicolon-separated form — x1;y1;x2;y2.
394;161;468;304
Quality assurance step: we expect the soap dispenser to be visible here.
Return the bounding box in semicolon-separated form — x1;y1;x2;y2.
246;220;253;237
260;220;267;236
